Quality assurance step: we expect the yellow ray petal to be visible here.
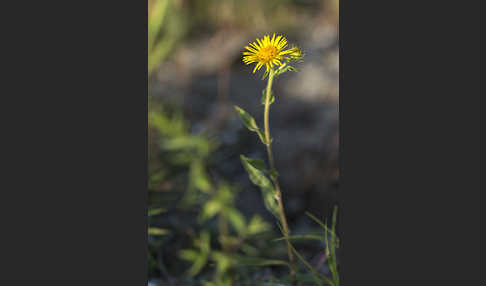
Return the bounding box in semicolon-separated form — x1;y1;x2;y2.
256;38;263;48
245;45;258;52
249;42;260;50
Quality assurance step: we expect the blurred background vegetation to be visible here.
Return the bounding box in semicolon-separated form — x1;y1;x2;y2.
148;0;339;285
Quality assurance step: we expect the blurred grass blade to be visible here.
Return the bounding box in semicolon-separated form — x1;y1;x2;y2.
227;208;246;235
235;255;289;267
148;208;166;216
273;234;324;242
148;227;169;236
330;206;340;285
148;0;170;50
247;215;270;235
179;231;211;276
288;243;330;286
305;211;337;237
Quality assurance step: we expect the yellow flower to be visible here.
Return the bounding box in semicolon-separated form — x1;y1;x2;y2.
242;33;295;73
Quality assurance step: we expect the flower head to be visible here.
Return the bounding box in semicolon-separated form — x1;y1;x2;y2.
243;33;297;73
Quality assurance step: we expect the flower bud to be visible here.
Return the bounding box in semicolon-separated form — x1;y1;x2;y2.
288;46;303;61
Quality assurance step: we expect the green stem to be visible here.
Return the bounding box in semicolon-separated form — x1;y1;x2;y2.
264;68;296;284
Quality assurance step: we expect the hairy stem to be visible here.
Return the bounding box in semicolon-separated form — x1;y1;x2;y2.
264;68;296;283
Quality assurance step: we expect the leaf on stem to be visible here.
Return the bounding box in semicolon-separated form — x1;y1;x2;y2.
274;65;298;77
261;89;275;106
234;106;270;145
245;157;267;172
234;106;259;132
262;69;270;80
268;169;279;181
240;155;280;220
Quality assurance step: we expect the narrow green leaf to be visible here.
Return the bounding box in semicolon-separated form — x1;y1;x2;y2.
305;211;337;238
234;105;271;145
227;208;246;235
273;234;324;242
245;158;267;171
240;155;272;188
268;170;279;181
240;155;280;220
262;69;270;80
274;63;288;76
240;243;259;256
288;66;298;72
235;255;289;267
211;251;235;274
200;199;222;221
234;106;269;145
275;64;298;77
247;215;270;235
188;255;208;277
148;208;166;216
179;249;199;261
257;130;270;145
329;206;340;285
180;231;211;277
190;160;212;193
289;243;331;286
148;227;169;236
234;106;260;132
261;89;275;106
332;206;338;236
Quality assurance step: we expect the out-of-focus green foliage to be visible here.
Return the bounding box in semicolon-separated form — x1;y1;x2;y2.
178;161;275;285
148;0;187;76
148;99;280;285
147;100;218;277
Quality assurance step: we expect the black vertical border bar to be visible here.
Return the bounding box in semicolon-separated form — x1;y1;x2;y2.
3;0;150;284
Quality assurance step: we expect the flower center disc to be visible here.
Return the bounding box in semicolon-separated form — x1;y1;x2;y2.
257;46;278;62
